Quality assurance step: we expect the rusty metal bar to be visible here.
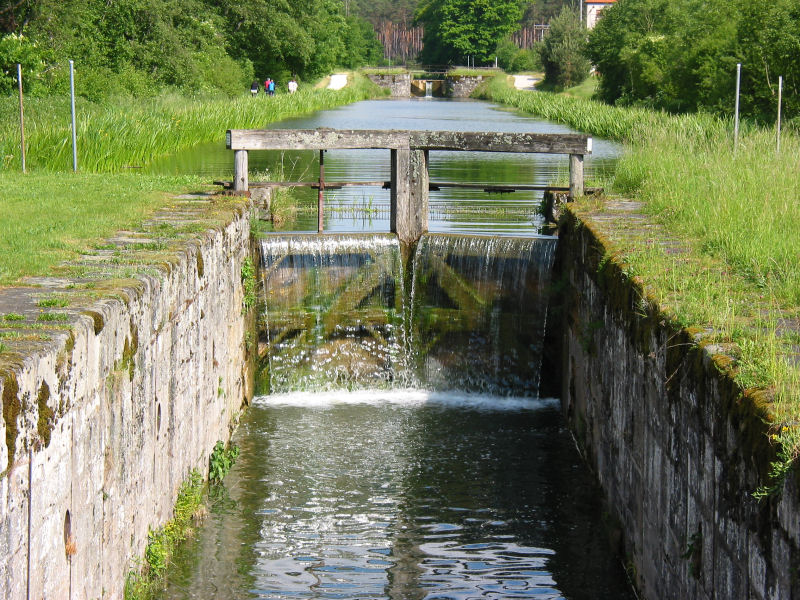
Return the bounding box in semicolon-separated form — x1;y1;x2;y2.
317;150;325;233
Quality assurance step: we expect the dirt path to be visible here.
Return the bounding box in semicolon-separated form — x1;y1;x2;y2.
512;75;538;91
328;73;349;90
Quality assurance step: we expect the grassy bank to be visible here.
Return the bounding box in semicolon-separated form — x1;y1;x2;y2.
0;73;381;173
0;172;205;286
0;75;382;287
477;76;800;490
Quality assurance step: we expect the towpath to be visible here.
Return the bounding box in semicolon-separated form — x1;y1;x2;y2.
328;73;349;90
512;75;538;91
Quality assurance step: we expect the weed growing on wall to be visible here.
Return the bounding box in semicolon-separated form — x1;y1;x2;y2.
124;469;205;599
241;257;257;315
209;440;241;485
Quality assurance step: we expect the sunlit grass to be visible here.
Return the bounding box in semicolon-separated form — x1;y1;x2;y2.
0;74;381;173
478;75;800;491
0;172;206;286
0;75;382;286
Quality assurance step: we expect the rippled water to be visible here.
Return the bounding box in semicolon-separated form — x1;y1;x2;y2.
159;391;635;599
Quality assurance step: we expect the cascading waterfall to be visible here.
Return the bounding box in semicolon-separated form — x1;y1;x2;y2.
409;233;557;396
258;233;406;392
425;80;433;98
258;233;557;396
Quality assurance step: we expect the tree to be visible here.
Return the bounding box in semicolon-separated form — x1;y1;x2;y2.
415;0;523;65
340;15;384;68
585;0;796;121
539;8;589;88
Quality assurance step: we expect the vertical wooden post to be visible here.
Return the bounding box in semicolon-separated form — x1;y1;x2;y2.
569;154;584;200
391;147;428;244
17;64;25;174
390;147;410;238
409;149;429;238
69;60;77;173
233;150;248;191
318;150;325;233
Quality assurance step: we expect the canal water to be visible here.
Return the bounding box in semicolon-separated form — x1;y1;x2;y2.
147;98;619;236
154;98;634;599
160;392;635;599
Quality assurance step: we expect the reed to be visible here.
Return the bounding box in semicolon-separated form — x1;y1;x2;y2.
0;74;381;173
479;75;800;489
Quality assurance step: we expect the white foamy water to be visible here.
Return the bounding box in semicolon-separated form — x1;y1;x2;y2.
254;389;560;411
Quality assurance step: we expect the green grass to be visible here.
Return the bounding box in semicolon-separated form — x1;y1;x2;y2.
532;74;598;99
0;172;203;286
360;67;410;75
448;67;502;77
0;74;381;173
478;75;800;492
0;75;382;287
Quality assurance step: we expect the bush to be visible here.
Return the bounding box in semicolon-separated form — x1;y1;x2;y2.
0;33;46;95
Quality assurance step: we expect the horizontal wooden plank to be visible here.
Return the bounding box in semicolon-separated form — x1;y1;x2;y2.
409;131;591;154
430;182;569;192
226;128;591;155
214;180;390;189
227;129;410;151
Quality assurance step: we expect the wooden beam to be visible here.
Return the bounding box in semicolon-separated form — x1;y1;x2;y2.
227;128;411;151
410;131;592;155
569;154;584;200
227;128;592;155
391;149;429;244
233;150;248;191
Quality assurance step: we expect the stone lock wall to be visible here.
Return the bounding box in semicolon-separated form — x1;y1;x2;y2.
558;203;800;600
0;197;254;599
367;74;411;97
446;75;486;98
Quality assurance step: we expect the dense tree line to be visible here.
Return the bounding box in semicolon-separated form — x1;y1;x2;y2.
0;0;382;99
414;0;524;65
587;0;800;121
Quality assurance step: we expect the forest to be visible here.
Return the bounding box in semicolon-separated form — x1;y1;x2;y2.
587;0;800;121
0;0;383;99
0;0;576;100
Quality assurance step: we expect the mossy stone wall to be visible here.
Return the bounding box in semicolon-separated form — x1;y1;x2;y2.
0;197;254;599
558;203;800;599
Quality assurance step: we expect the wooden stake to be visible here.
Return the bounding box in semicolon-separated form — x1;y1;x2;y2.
17;64;26;173
777;75;783;154
318;150;325;233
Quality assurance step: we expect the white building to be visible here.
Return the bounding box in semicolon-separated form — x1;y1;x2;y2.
586;0;617;29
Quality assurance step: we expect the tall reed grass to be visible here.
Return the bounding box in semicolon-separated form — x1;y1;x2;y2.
478;75;800;490
0;74;381;173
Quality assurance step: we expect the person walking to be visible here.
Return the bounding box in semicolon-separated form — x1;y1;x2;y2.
288;78;298;94
264;78;271;95
268;78;276;96
250;80;259;96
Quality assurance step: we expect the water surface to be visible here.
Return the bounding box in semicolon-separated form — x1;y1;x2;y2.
148;99;619;236
160;391;636;600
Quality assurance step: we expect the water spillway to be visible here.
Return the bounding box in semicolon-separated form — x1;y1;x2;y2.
258;233;557;395
410;234;556;396
258;234;406;392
